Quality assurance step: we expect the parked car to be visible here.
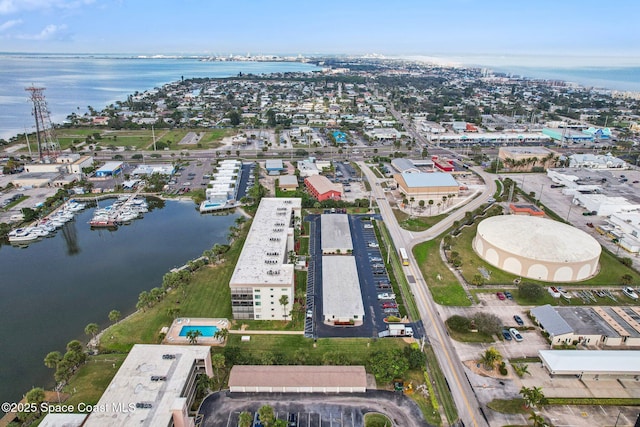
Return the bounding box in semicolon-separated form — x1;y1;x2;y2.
381;302;398;309
513;315;524;326
368;242;379;248
364;223;373;229
504;291;513;300
377;281;392;289
502;329;512;341
378;293;396;300
383;308;400;314
371;263;385;269
306;310;313;319
496;292;506;300
369;257;383;262
509;328;523;342
622;286;639;300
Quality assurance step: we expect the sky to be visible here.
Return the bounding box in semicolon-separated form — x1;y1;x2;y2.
1;0;639;66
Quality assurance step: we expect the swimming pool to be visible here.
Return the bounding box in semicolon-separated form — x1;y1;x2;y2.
179;325;219;337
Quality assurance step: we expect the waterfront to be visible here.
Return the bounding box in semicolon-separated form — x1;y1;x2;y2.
0;199;238;406
0;55;320;140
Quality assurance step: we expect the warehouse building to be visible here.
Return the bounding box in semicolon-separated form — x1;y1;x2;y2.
321;214;353;254
322;256;364;325
228;365;367;393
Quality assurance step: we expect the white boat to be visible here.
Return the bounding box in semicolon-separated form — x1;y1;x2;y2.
8;228;41;243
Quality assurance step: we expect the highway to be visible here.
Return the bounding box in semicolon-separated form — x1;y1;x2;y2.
358;161;496;427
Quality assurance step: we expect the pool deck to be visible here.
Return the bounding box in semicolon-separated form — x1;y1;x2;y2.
163;317;230;346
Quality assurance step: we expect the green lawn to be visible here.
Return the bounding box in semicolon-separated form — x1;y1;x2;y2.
393;209;446;232
486;398;528;414
100;231;244;353
451;220;640;289
62;354;127;406
299;236;309;255
413;240;471;306
364;413;393;427
424;346;458;424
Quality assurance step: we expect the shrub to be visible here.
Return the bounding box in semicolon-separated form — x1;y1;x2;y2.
446;315;471;333
498;361;508;376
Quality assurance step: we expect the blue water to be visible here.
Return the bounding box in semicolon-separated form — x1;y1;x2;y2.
179;325;219;337
492;66;640;92
0;200;238;408
0;54;320;140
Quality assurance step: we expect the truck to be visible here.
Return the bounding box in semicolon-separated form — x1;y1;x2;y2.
378;323;414;338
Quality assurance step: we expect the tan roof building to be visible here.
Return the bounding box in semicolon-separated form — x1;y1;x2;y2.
228;365;367;393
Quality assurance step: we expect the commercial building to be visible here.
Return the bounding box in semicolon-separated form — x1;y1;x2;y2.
228;365;367;393
83;344;213;427
131;164;175;176
509;203;544;216
305;175;342;201
321;214;353;254
265;159;285;175
433;132;551;145
229;198;301;320
297;159;320;177
278;175;299;191
391;158;421;174
322;256;364;325
573;194;640;217
498;146;557;169
569;153;627;169
473;216;601;282
531;305;640;347
605;212;640;253
539;350;640;379
94;161;123;177
394;172;459;197
542;127;595;144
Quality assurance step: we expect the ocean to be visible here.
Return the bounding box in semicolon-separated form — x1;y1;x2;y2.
0;54;320;141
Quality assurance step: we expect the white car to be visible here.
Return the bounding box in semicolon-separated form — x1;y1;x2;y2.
364;224;374;229
377;293;396;300
509;328;523;342
368;242;379;248
622;286;639;300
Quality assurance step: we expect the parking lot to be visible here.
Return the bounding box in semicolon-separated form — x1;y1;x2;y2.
197;391;430;427
307;213;415;339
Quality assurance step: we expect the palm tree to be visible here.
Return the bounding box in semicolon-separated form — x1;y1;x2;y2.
84;323;99;340
279;295;290;320
528;411;549;427
409;196;415;215
26;387;46;417
238;411;253;427
108;309;121;324
44;351;62;369
520;386;545;409
186;329;202;344
514;363;530;378
428;199;434;215
479;346;502;370
213;328;229;342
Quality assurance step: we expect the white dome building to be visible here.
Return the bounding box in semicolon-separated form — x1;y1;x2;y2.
473;216;601;282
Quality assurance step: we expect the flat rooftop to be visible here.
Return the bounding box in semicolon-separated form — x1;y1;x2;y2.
85;344;210;426
229;198;301;287
556;307;618;337
399;172;458;188
539;350;640;375
320;214;353;252
322;256;364;321
229;365;367;389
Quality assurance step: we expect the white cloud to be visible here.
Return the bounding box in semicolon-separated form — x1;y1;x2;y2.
0;0;95;15
16;23;68;40
0;18;21;31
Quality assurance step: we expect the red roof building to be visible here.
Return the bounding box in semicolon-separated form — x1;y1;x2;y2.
305;175;341;201
431;155;455;172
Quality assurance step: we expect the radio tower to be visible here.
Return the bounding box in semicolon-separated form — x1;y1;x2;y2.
25;86;61;161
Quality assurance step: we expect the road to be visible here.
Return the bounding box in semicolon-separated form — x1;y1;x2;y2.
358;161;496;427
